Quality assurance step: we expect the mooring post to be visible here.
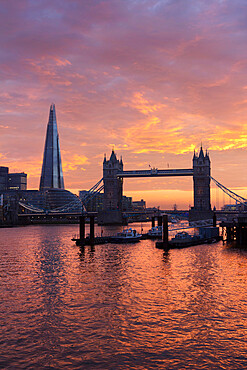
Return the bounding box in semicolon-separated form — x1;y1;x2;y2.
213;213;216;227
79;215;85;245
90;215;95;246
226;226;231;241
158;216;162;227
152;216;155;228
162;214;169;249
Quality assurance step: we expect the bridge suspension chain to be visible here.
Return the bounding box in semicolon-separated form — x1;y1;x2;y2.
88;178;103;193
210;176;247;205
19;178;104;214
50;197;83;213
19;201;45;213
81;180;104;205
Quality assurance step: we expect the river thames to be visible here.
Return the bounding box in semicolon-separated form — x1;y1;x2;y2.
1;223;247;369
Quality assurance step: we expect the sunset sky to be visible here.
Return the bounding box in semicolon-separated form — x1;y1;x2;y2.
1;0;247;209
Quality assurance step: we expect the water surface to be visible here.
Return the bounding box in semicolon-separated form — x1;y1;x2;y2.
1;224;247;369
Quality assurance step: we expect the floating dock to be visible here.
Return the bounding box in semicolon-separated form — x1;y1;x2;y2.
72;236;110;246
73;213;221;249
156;235;222;249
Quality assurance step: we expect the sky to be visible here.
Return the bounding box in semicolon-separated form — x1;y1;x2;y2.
1;0;247;209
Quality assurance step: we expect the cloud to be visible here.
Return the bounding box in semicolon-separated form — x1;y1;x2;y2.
1;0;247;204
63;154;89;172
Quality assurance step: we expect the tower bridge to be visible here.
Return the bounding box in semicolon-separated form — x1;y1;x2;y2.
98;146;213;224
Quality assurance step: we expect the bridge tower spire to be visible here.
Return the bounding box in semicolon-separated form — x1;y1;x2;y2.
39;104;64;191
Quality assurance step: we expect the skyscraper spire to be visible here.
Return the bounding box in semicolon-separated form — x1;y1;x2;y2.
39;104;64;191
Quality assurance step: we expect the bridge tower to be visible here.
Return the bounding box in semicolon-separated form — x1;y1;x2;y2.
98;150;123;224
189;146;213;221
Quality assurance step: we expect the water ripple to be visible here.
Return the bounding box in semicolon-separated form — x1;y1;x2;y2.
1;225;247;369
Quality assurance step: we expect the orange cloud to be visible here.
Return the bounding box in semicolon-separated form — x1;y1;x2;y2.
2;0;247;206
63;154;89;172
123;92;166;115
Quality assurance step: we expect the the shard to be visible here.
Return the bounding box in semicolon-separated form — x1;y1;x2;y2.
39;104;64;191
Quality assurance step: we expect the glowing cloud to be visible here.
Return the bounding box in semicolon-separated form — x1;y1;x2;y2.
1;0;247;206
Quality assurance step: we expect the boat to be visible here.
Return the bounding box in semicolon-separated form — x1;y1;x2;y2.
110;228;142;243
156;227;221;250
169;231;203;247
146;225;162;239
169;217;178;224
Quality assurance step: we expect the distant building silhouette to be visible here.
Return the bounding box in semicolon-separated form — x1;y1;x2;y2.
132;199;146;211
79;190;104;212
8;173;27;190
79;189;133;213
39;104;64;191
0;166;27;191
0;167;8;191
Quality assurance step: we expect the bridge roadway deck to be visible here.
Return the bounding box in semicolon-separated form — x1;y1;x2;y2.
117;168;194;178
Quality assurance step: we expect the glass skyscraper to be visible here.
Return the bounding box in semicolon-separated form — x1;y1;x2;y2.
39;104;64;191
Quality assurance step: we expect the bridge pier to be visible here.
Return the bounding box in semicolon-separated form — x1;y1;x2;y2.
237;216;247;245
98;209;123;225
221;215;247;246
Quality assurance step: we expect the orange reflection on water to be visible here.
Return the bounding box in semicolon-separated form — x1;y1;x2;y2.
1;225;247;368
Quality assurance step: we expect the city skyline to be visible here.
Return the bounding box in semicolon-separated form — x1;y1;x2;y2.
1;1;247;208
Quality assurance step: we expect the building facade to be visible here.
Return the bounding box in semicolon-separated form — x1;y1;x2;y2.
132;199;146;211
79;190;104;212
8;173;27;190
0;167;27;191
0;167;8;191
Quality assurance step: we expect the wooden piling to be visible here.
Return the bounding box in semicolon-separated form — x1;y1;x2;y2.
213;213;216;227
90;215;95;246
152;216;155;228
158;216;162;227
162;214;169;249
155;214;169;249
